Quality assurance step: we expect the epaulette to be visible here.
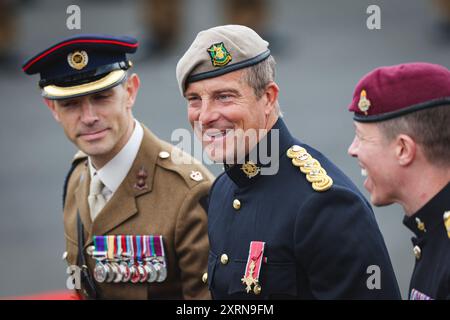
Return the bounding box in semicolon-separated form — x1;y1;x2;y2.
286;145;333;192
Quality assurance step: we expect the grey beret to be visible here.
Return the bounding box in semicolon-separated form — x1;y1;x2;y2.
176;24;270;95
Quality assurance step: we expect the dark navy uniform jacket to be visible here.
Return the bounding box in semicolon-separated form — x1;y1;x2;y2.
206;118;400;299
404;182;450;300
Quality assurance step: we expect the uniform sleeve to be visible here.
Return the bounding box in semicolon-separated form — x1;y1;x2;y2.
294;186;401;299
174;181;212;300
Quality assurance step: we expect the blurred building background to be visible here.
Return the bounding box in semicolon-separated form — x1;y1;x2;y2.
0;0;448;299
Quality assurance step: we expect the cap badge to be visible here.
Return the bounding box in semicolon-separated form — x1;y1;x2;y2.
67;50;89;70
358;89;371;115
207;42;232;67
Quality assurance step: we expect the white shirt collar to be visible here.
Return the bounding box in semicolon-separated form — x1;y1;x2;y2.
88;119;144;193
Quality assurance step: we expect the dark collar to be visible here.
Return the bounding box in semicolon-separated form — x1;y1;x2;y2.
224;118;295;188
403;181;450;237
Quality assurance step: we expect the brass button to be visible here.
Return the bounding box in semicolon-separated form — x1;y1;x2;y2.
202;272;208;284
233;199;241;210
253;284;262;295
413;245;421;260
220;254;229;265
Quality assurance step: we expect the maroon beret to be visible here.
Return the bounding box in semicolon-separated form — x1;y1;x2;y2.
348;62;450;122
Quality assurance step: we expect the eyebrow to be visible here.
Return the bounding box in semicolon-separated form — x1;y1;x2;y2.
186;88;241;98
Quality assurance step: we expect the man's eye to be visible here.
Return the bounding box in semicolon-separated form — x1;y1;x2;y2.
94;94;109;100
217;94;232;101
62;101;77;108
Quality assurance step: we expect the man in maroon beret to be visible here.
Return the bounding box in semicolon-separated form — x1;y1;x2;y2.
347;62;450;300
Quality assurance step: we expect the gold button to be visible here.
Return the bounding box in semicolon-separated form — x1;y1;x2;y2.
220;254;229;265
233;199;241;210
413;245;421;260
253;284;262;295
202;272;208;284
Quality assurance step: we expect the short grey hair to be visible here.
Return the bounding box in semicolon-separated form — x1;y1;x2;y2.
242;55;282;117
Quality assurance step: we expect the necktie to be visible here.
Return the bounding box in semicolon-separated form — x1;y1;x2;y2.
88;174;107;221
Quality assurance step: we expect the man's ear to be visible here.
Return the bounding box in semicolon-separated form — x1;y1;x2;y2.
263;81;279;115
125;73;140;109
44;98;61;122
395;134;417;166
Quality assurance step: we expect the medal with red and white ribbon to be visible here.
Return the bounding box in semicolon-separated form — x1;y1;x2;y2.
241;241;265;294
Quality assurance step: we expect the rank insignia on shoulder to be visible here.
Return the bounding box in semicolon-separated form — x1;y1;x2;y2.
91;235;167;284
443;211;450;239
190;170;203;182
286;145;333;192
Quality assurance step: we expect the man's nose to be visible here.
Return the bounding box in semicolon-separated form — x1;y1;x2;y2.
347;136;359;158
80;101;98;125
198;99;219;126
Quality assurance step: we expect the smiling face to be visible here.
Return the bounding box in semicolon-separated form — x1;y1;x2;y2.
45;73;140;168
347;121;400;206
184;69;278;163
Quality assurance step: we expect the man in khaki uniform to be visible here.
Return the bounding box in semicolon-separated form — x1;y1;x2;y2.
22;34;213;299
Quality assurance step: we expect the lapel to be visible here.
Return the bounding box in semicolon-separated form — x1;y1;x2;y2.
75;125;161;248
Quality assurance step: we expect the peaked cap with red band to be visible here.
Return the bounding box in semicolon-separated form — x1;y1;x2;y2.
348;62;450;122
22;34;139;100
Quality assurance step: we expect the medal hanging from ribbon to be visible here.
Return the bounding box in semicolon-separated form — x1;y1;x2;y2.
241;241;265;294
91;234;168;284
143;235;157;283
152;235;167;282
93;236;109;283
117;235;131;282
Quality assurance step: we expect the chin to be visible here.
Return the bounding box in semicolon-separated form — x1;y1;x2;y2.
78;143;111;158
370;194;394;207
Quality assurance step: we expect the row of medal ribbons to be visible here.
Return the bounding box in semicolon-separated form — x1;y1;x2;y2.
91;235;167;284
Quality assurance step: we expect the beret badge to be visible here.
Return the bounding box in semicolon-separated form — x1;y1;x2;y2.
358;89;371;115
207;42;232;67
67;50;89;70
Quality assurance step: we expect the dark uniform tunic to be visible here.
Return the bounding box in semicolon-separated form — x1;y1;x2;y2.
206;118;401;299
403;182;450;300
